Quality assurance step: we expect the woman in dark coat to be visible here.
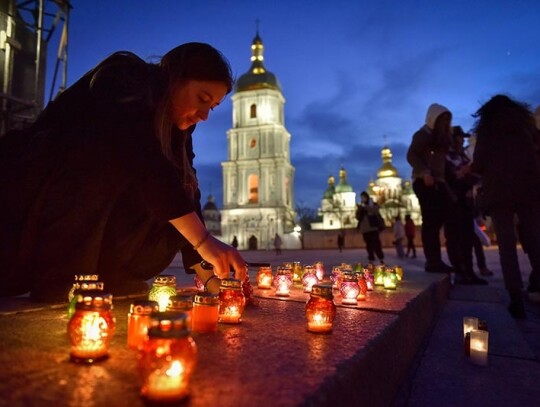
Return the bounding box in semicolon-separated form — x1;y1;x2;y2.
473;94;540;318
0;43;246;301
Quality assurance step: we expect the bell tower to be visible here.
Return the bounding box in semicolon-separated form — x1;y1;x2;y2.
220;30;296;250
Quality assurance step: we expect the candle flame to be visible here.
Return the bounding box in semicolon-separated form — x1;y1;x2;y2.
166;361;184;377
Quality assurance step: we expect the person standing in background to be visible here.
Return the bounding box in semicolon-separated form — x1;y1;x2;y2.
393;215;405;258
356;191;385;264
404;214;417;259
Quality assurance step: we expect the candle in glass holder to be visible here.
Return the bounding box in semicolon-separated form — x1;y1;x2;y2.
67;290;116;363
314;261;325;281
340;272;360;305
67;280;105;319
383;268;398;290
139;313;197;402
218;278;246;324
394;265;404;281
167;295;194;329
331;266;343;290
363;268;374;291
274;266;293;296
374;265;385;286
306;284;336;333
302;265;319;293
128;300;159;350
148;275;177;312
194;274;205;292
292;261;303;283
191;293;219;333
356;273;368;301
257;266;274;289
463;316;479;338
470;329;489;366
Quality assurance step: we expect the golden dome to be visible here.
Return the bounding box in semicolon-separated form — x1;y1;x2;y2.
377;146;399;178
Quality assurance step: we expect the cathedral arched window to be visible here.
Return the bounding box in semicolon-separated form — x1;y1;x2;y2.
248;174;259;203
250;104;257;118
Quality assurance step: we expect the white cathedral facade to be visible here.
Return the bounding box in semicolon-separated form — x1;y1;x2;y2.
220;31;300;250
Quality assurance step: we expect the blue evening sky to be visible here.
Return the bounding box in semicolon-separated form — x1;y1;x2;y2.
43;0;540;210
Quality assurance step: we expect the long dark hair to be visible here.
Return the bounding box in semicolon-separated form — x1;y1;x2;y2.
154;43;233;189
473;94;535;141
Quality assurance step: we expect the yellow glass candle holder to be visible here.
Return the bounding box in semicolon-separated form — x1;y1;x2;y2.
148;275;177;312
257;266;274;289
314;261;325;281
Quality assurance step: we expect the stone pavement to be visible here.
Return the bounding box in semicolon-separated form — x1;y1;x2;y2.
0;246;538;406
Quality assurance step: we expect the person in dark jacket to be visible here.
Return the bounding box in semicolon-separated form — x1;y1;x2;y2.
356;191;385;264
406;103;454;274
0;43;246;301
473;94;540;318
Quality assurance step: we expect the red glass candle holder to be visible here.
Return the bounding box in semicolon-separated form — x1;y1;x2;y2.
314;261;325;281
257;266;274;289
340;272;360;305
363;268;374;291
128;300;159;350
191;293;220;333
274;266;293;296
67;290;116;363
218;278;246;324
138;313;197;402
356;273;368;301
306;284;336;334
302;265;319;293
149;275;177;312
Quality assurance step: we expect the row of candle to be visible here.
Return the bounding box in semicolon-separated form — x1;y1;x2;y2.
463;316;489;366
256;262;404;304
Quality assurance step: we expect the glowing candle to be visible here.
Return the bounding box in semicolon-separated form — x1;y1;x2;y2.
306;284;336;333
67;274;99;302
148;275;177;312
374;265;385;286
257;266;274;289
67;290;115;363
274;266;293;296
292;261;303;283
356;273;368;301
470;329;489;366
363;268;374;291
463;316;479;338
394;265;404;281
383;268;398;290
340;272;360;305
331;266;342;290
302;265;319;293
127;300;159;350
191;293;219;333
314;261;325;281
218;278;246;324
139;313;197;402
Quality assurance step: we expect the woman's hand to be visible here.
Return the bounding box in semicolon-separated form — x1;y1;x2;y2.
197;235;247;280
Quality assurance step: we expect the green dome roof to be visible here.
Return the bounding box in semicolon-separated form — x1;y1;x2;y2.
235;31;282;93
335;167;353;193
323;174;335;199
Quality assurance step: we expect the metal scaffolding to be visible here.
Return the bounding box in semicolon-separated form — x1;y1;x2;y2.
0;0;72;135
